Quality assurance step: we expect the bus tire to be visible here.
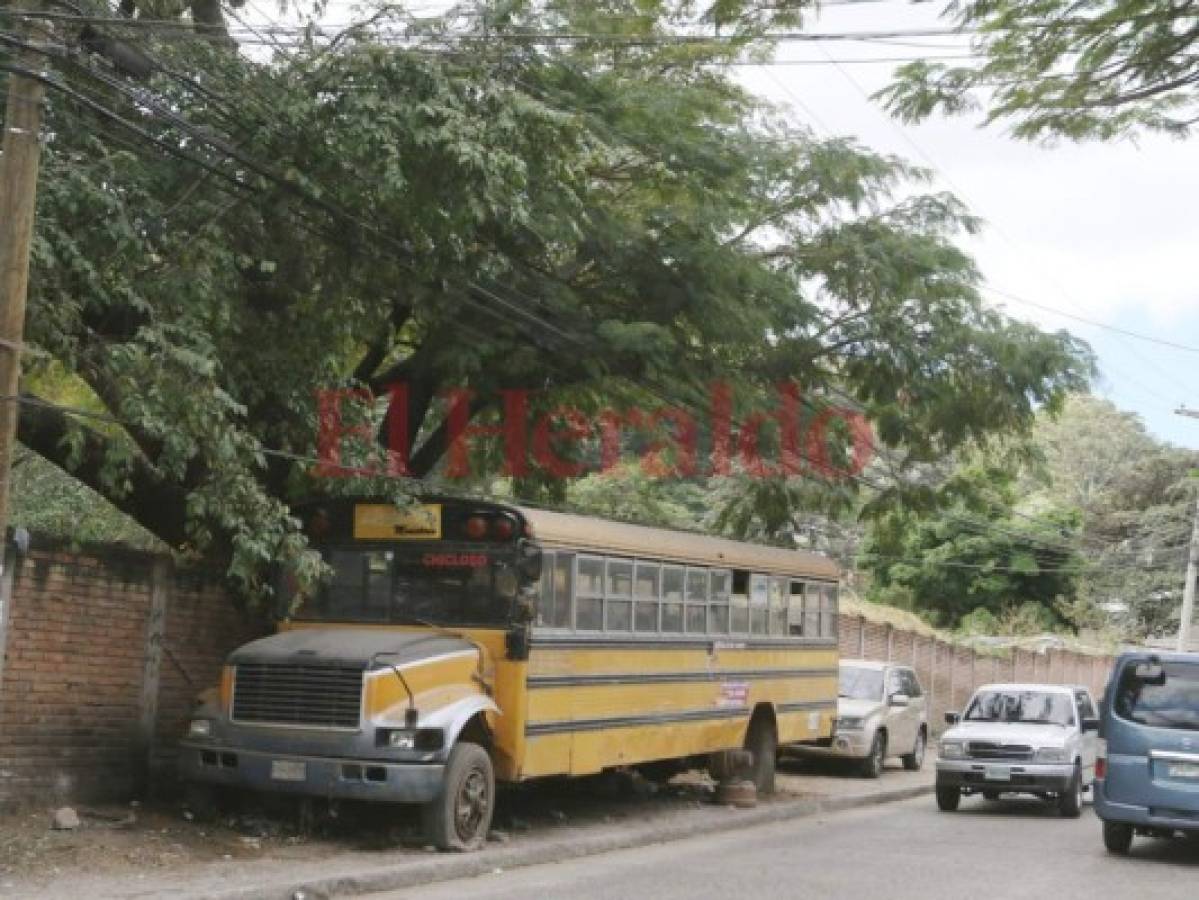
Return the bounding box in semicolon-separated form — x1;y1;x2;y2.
744;713;778;796
422;742;494;851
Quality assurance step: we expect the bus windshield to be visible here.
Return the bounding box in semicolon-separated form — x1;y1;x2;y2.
292;546;518;627
1115;661;1199;731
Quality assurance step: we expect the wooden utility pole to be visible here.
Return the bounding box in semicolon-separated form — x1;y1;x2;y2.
0;27;46;547
1175;408;1199;652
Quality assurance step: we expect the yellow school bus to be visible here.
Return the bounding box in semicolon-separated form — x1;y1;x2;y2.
180;497;840;849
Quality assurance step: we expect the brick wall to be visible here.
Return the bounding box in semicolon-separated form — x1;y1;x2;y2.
837;613;1115;733
0;541;266;808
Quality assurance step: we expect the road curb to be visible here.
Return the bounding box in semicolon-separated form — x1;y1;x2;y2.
205;782;934;900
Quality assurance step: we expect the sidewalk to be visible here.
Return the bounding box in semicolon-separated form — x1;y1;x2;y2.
1;761;934;900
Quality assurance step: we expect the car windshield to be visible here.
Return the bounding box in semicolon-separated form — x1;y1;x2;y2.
965;690;1074;726
1114;661;1199;731
839;666;884;701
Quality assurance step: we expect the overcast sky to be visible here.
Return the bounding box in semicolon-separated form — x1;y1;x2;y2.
739;2;1199;451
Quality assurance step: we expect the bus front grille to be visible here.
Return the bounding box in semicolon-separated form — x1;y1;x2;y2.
232;663;363;729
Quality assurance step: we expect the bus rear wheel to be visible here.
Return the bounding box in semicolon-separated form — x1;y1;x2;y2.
422;742;494;851
743;714;778;796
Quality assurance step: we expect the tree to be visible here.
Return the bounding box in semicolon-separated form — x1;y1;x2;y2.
878;0;1199;140
8;2;1092;600
1021;395;1199;637
857;459;1084;630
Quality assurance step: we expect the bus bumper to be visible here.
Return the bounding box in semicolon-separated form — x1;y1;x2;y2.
179;742;445;803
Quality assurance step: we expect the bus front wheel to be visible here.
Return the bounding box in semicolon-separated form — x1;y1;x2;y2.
422;742;495;851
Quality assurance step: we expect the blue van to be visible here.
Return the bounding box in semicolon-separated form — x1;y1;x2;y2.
1094;650;1199;854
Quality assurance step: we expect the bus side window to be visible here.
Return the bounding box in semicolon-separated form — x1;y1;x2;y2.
661;566;685;633
821;584;839;638
804;583;821;638
685;568;708;633
730;571;750;634
788;580;806;636
606;559;634;632
576;556;604;631
709;570;731;635
551;553;574;629
634;562;661;632
538;551;555;627
749;574;769;635
768;577;788;635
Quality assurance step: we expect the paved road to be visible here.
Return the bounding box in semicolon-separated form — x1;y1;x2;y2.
372;794;1199;900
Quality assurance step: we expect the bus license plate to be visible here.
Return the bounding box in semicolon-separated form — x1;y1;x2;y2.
985;765;1011;782
1167;762;1199;779
270;760;306;782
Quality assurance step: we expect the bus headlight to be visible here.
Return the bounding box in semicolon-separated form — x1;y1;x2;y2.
377;728;444;751
188;719;213;739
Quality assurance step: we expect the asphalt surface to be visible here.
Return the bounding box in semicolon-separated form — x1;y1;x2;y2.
371;793;1199;900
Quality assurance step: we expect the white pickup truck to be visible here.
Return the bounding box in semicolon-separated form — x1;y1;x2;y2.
935;683;1100;817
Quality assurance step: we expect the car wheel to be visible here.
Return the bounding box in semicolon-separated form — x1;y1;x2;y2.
422;742;495;851
901;728;926;771
935;784;960;812
982;790;1001;801
1058;765;1083;819
1103;821;1134;855
858;731;886;779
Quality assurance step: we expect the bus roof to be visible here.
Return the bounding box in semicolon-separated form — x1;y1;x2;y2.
515;504;840;581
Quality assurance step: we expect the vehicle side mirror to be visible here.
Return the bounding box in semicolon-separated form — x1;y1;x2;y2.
1081;717;1100;733
889;693;910;707
944;711;961;725
516;540;543;583
1134;661;1166;686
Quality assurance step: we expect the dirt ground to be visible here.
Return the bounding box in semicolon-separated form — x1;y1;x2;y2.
0;756;896;892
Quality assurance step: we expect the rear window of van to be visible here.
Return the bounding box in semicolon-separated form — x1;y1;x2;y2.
1114;661;1199;731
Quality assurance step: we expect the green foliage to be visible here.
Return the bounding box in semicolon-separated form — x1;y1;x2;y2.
857;394;1199;640
857;460;1084;630
565;464;710;529
1020;395;1199;638
878;0;1199;140
8;2;1092;602
9;448;160;549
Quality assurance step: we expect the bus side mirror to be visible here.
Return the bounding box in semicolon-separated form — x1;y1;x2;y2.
516;541;543;583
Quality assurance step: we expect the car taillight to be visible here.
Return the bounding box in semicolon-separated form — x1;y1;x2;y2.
465;516;488;539
1096;740;1107;779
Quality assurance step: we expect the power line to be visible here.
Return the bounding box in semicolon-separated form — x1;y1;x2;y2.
986;286;1199;355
